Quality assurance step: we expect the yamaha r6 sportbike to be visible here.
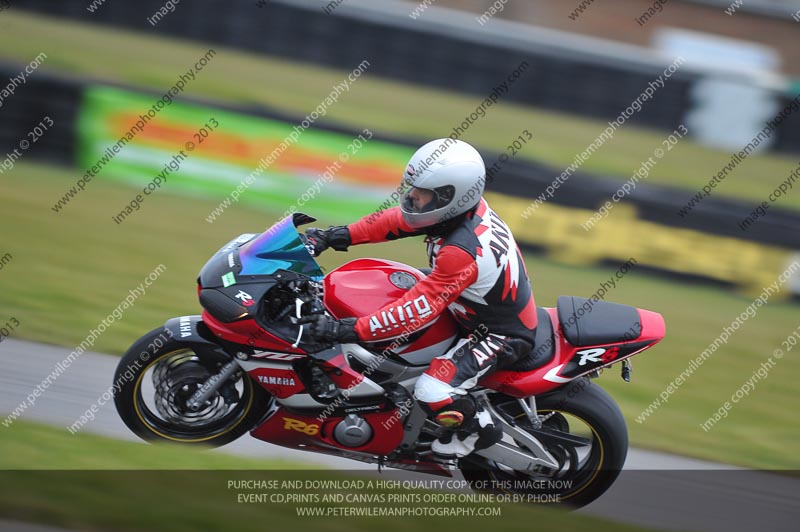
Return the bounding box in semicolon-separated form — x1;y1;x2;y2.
113;213;665;508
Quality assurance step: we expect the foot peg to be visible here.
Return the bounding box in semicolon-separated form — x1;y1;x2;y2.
431;406;502;458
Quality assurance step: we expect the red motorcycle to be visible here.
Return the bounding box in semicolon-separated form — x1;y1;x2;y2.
114;213;665;507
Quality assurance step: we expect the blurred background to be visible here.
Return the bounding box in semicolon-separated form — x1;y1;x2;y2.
1;0;799;529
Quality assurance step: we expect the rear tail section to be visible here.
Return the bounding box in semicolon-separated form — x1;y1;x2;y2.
480;296;665;396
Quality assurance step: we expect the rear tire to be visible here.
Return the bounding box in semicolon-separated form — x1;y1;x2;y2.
461;378;627;508
113;328;271;447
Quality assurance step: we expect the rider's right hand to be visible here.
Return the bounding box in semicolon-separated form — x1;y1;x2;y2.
304;226;351;257
298;313;359;343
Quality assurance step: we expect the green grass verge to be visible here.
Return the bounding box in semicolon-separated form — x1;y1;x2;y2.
2;161;799;470
0;420;308;470
1;11;799;211
0;421;661;532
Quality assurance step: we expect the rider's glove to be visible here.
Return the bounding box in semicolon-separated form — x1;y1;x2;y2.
299;314;359;344
304;226;351;257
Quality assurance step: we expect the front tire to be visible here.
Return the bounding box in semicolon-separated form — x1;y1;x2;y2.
113;328;271;447
461;378;628;509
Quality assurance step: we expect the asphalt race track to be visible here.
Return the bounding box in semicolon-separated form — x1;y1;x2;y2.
1;338;797;532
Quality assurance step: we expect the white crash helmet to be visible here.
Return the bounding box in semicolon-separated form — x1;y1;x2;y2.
400;138;486;230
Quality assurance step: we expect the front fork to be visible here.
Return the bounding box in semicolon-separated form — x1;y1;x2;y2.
185;360;241;411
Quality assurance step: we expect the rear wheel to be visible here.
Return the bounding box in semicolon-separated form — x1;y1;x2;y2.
113;328;271;446
460;378;627;508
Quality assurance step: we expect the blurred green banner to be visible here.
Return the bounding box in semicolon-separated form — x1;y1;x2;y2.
77;86;412;222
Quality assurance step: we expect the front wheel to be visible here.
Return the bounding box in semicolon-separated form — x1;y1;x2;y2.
113;328;271;447
461;378;628;509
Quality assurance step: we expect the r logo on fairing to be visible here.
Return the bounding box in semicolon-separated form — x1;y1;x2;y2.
577;348;606;366
234;290;255;307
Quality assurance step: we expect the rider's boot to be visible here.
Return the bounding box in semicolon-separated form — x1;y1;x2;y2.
430;399;503;458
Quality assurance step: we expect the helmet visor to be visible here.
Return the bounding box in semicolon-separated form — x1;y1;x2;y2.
400;180;438;214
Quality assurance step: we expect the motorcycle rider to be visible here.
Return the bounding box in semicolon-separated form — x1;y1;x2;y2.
301;138;538;458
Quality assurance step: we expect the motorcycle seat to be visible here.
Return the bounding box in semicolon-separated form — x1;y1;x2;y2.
557;296;641;347
507;307;555;371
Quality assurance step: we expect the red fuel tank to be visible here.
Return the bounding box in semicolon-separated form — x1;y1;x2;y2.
324;258;458;365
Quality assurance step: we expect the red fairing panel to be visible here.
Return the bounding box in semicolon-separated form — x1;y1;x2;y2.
638;308;667;344
201;311;304;353
248;367;305;399
250;408;404;455
320;351;364;389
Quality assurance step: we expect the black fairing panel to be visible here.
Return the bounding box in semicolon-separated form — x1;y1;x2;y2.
199;282;275;323
163;316;235;365
165;315;216;345
199;289;247;323
198;233;256;288
557;296;641;347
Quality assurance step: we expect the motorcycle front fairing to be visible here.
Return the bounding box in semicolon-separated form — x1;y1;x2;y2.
196;213;326;351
